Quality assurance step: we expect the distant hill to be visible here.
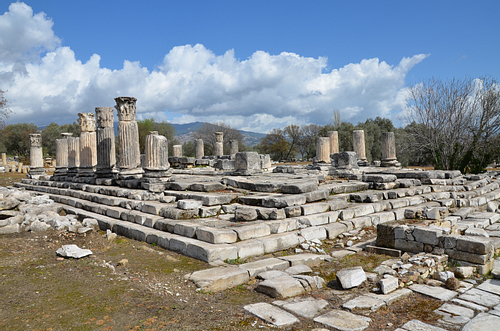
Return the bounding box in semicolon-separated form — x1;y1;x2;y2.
40;121;266;147
171;122;265;146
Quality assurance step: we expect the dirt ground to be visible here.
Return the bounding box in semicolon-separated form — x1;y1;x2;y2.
1;228;445;331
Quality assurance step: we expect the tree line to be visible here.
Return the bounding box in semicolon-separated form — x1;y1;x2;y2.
1;77;498;173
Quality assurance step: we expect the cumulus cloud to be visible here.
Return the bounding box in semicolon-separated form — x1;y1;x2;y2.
0;3;428;133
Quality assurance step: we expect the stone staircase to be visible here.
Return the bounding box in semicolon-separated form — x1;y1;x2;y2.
13;170;500;264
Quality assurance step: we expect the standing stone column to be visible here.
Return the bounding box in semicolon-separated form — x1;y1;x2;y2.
229;139;239;157
327;131;339;155
173;145;182;157
353;130;368;166
1;153;6;167
67;136;80;177
95;107;116;180
195;139;204;159
214;132;223;157
114;96;143;183
381;132;400;167
316;137;331;163
77;113;97;178
28;133;44;177
53;133;71;179
142;131;170;192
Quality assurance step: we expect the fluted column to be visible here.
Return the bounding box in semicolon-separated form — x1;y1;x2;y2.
28;133;44;176
173;145;182;157
195;139;204;159
214;132;223;157
381;132;400;167
316;137;330;163
353;130;367;165
95;107;116;178
67;137;80;177
77;113;97;177
114;96;143;182
327;131;339;154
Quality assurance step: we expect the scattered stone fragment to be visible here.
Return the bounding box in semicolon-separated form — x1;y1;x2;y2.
275;297;329;318
336;266;366;289
401;319;448;331
256;275;305;298
342;295;386;311
56;244;93;259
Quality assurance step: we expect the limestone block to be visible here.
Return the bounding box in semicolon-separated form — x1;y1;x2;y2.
233;223;271;241
410;284;458;301
314;309;371;330
401;320;448;331
258;232;301;254
412;227;443;246
297;213;330;226
195;227;237;244
336;266;366;289
278;298;329;318
234;240;265;259
300;226;327;241
186;241;238;262
445;249;490;264
278;253;325;267
462;313;500;331
244;302;299;327
234;152;262;171
262;195;307;208
362;174;397;183
342;295;386;311
267;218;299;234
327;199;349;211
281;181;318;194
189;266;249;292
177;199;203;210
301;202;330;216
239;258;289;277
302;189;329;202
255;275;305;298
394;239;424;253
322;222;348;239
234;206;258;221
456;236;492;255
458;288;500;307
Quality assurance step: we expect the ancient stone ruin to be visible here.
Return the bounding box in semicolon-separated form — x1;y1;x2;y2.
3;95;500;330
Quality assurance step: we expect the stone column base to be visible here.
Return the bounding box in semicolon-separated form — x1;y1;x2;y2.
380;160;401;167
28;167;45;176
77;167;95;177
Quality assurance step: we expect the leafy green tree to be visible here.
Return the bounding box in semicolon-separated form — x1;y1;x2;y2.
259;128;290;161
41;122;81;156
1;123;39;155
182;140;195;157
137;118;175;153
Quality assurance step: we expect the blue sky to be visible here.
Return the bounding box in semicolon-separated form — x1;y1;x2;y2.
1;1;499;133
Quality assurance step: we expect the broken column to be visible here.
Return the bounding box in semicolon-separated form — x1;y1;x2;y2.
381;132;400;167
95;107;116;180
173;145;182;157
327;131;339;154
76;113;97;179
1;153;6;167
67;136;80;177
229;139;239;156
142;131;171;192
195;139;204;159
28;133;44;177
316;137;330;163
114;96;143;184
234;152;262;174
53;133;71;180
353;130;368;166
214;132;223;157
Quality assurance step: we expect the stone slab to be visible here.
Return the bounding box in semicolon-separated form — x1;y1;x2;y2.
409;284;458;301
458;288;500;307
336;266;366;289
342;295;386;311
401;319;449;331
239;258;289;277
244;302;299;327
313;309;371;331
255;275;305;298
188;266;249;292
278;298;329;318
366;288;412;304
476;278;500;296
462;313;500;331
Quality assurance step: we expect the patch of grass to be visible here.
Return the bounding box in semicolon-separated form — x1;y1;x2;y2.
225;257;245;265
338;252;392;272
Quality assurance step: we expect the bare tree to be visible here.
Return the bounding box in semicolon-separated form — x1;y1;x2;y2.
192;122;243;155
0;89;12;130
297;124;321;159
402;76;500;172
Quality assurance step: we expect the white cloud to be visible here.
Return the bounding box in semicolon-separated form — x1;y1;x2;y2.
0;3;429;133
